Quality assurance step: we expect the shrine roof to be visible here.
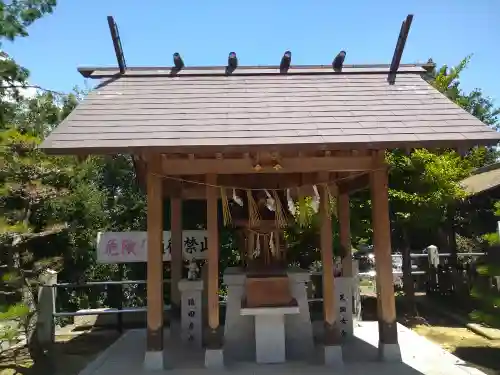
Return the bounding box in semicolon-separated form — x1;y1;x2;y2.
40;64;500;155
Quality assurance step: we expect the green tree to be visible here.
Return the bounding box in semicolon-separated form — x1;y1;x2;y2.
469;201;500;327
386;56;499;307
0;0;57;126
0;101;74;360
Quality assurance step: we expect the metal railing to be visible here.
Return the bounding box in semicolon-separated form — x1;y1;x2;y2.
48;251;486;322
51;279;171;318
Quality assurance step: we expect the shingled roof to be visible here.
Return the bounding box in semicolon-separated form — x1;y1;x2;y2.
460;163;500;196
41;64;500;154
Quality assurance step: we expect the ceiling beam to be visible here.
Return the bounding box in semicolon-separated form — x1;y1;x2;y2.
107;16;126;74
163;183;339;200
388;14;413;84
160;155;374;175
337;173;370;195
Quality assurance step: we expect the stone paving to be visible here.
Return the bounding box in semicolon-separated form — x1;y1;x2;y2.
78;322;487;375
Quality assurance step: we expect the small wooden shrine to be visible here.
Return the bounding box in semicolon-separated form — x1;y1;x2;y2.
40;14;500;370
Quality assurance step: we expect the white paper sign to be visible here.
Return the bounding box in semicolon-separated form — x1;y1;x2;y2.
96;231;208;263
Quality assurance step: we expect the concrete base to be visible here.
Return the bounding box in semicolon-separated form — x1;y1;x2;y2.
241;306;300;364
285;269;315;361
324;345;343;366
75;324;484;375
256;314;285;364
378;343;402;362
143;351;163;371
205;348;224;369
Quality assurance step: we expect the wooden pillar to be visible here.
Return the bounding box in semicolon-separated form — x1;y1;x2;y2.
338;192;353;277
170;197;182;315
145;154;164;366
206;174;221;347
370;151;398;346
319;176;340;344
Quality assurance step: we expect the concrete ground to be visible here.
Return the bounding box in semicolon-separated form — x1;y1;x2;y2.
78;322;487;375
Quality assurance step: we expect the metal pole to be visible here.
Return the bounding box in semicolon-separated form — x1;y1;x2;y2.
117;264;124;333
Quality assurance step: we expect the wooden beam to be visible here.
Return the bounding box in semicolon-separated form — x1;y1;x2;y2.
106;16;126;74
170;197;182;314
161;156;374;175
388;14;413;84
146;154;164;358
370;150;398;346
206;174;221;348
337;173;370;195
319;172;340;345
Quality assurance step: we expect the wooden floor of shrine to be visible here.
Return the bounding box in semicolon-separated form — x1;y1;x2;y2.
77;321;486;375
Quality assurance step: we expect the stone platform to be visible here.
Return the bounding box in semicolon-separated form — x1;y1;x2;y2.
78;322;487;375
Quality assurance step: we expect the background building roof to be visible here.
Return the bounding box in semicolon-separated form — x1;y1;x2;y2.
461;163;500;196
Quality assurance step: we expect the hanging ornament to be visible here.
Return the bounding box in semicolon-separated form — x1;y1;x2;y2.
264;189;275;211
220;188;233;227
269;232;276;256
311;185;320;213
325;185;337;217
246;190;261;227
298;188;308;228
253;233;261;258
286;188;296;215
232;188;244;207
272;191;287;228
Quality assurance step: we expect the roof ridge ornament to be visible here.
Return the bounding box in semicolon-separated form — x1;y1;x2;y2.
173;52;184;71
226;52;238;75
388;14;414;84
106;16;126;74
280;51;292;73
332;51;346;72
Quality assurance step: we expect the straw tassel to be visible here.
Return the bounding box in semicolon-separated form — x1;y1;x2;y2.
246;190;261;227
272;190;287;228
253;232;261;258
286;188;296;215
325;184;337;217
220;188;232;226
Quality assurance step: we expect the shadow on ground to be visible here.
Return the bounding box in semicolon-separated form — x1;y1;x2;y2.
361;293;464;329
453;346;500;374
0;330;121;375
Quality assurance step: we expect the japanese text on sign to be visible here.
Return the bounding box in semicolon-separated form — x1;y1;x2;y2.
187;298;196;342
96;231;208;263
335;278;353;338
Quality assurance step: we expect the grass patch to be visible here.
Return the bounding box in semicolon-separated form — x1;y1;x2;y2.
412;324;500;375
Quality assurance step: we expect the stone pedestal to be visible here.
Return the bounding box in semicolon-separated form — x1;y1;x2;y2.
335;277;354;339
285;269;314;360
223;268;254;362
223;268;313;363
37;269;57;345
351;260;362;322
241;306;299;364
178;279;203;347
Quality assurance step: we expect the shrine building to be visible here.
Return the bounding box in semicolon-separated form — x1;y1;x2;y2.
41;14;500;371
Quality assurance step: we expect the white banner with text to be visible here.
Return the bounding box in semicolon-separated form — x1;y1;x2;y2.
96;231;208;263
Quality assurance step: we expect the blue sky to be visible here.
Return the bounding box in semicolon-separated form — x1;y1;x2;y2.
4;0;500;102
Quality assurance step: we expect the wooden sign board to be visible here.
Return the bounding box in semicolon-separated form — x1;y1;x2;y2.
96;231;208;263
